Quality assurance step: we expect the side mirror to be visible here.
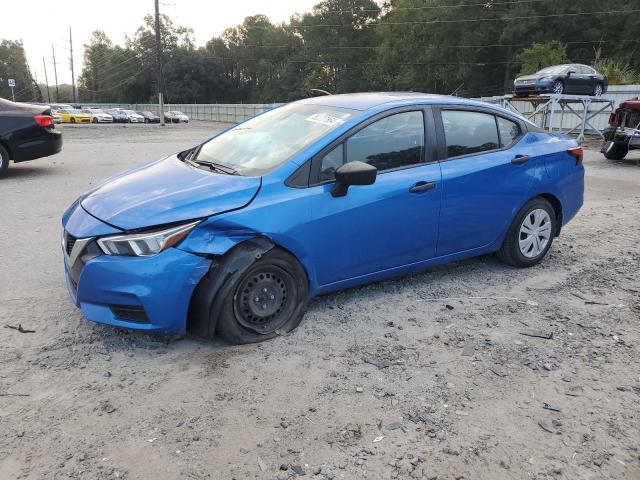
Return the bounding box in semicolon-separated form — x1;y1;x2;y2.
567;70;576;76
331;161;377;197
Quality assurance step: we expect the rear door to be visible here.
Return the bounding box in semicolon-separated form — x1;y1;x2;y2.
307;108;442;286
435;107;537;256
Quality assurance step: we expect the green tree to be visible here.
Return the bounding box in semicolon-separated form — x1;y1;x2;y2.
516;41;569;76
0;40;40;101
292;0;381;94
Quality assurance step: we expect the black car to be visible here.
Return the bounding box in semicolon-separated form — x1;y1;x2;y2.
0;98;62;176
106;109;129;123
514;64;608;97
137;110;160;123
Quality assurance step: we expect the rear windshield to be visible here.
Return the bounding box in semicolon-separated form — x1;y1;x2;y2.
195;103;358;176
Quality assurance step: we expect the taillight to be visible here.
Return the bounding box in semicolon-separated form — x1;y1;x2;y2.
567;147;583;165
34;114;54;128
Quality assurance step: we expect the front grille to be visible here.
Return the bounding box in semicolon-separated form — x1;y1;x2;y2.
65;232;77;256
110;305;150;324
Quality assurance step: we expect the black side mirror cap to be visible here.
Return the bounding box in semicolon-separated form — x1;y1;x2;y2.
331;161;377;197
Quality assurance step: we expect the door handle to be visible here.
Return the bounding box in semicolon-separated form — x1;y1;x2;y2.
409;181;437;193
511;155;531;165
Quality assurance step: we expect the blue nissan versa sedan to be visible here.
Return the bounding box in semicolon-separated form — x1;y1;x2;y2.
62;93;584;344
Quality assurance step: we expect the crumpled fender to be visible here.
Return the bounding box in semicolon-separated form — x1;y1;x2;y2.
178;217;264;256
186;236;275;338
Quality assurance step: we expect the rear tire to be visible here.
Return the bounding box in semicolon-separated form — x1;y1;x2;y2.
0;144;10;177
497;197;556;268
593;83;604;97
603;142;628;160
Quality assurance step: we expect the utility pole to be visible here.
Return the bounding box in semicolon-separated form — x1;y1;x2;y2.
154;0;165;126
52;45;60;102
42;57;51;103
69;26;77;103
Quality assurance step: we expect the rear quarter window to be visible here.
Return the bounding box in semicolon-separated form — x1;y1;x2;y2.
497;116;522;147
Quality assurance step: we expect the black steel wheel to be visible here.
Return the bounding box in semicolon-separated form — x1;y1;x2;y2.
233;264;297;334
189;241;309;345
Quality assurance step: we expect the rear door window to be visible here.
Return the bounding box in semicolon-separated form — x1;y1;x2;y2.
441;110;500;158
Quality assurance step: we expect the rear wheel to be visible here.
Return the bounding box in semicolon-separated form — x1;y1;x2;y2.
603;141;628;160
92;118;98;124
593;83;604;97
497;197;556;268
0;143;10;177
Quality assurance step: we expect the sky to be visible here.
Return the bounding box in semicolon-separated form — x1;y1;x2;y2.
4;0;320;86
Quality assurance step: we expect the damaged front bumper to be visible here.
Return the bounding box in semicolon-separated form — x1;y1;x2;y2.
62;205;211;334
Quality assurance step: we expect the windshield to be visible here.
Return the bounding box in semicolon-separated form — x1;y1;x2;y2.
172;111;184;115
194;103;358;176
124;110;137;115
89;109;104;114
537;65;569;75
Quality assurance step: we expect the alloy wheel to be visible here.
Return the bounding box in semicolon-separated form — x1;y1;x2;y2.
518;208;552;258
594;84;603;96
552;81;564;95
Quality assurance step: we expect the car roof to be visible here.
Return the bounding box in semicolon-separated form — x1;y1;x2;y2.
296;91;512;113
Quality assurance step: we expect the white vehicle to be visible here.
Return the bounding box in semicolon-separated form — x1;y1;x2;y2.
166;110;189;123
122;110;145;123
82;108;114;124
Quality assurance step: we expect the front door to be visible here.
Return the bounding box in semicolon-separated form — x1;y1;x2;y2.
307;109;442;286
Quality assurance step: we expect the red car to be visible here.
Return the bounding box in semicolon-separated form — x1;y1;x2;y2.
601;99;640;160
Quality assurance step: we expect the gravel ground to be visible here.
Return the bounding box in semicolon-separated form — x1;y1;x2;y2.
1;122;639;480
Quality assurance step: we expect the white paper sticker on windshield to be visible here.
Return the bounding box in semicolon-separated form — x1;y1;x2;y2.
305;113;346;127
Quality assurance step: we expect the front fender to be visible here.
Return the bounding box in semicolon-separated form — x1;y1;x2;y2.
186;236;275;338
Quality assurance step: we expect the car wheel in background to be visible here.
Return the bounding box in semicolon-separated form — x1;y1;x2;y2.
603;141;629;160
0;143;10;176
71;117;76;124
552;80;564;95
92;118;98;124
497;197;556;268
593;83;604;97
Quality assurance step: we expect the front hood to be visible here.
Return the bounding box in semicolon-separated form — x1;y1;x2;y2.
516;75;541;82
81;155;261;230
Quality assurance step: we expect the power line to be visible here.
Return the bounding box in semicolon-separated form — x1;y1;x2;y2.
315;0;551;14
228;38;640;51
241;9;640;29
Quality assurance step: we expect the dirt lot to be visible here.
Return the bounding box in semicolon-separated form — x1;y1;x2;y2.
1;123;639;480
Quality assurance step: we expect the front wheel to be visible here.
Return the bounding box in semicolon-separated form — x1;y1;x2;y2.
497;197;556;268
552;80;564;95
192;245;308;344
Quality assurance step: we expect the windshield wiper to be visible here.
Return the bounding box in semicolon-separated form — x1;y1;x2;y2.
191;159;240;175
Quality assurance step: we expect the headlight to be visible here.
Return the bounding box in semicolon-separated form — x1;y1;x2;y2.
97;221;200;256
